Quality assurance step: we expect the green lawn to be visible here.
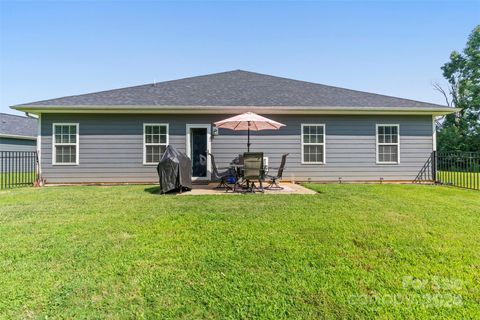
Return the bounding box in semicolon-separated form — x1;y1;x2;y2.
437;171;479;190
0;184;479;319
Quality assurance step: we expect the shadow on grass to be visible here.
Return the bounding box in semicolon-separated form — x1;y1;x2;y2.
299;183;323;194
144;186;160;194
144;186;191;195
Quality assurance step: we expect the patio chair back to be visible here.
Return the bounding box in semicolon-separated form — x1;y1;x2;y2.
207;152;221;179
277;153;289;178
243;152;264;180
238;154;244;165
231;154;244;165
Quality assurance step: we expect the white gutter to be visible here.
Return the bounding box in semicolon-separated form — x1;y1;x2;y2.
11;105;460;116
0;133;37;140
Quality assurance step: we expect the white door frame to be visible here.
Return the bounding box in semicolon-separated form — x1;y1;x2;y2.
186;124;211;181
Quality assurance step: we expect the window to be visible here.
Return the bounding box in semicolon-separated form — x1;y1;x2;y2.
376;124;400;164
52;123;79;165
301;124;326;164
143;124;169;165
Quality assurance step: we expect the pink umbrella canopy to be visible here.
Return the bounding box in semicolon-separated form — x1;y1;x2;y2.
214;112;286;151
214;112;285;131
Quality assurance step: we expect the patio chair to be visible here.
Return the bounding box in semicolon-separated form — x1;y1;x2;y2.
231;154;244;166
208;152;233;190
238;153;244;165
243;152;264;192
264;153;289;190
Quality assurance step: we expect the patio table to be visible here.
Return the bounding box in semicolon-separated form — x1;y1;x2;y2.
228;162;269;193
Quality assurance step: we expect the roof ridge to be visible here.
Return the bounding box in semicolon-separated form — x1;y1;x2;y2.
11;70;449;109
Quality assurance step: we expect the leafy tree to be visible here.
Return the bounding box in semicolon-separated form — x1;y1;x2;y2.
436;25;480;152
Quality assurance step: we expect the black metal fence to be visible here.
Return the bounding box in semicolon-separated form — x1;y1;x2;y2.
435;151;480;190
415;151;480;191
0;151;39;189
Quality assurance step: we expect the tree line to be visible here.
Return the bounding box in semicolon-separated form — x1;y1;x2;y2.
436;25;480;153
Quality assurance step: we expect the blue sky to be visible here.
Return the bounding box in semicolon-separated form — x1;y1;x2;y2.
0;1;478;115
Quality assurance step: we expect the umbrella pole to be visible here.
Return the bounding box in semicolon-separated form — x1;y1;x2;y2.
247;121;251;152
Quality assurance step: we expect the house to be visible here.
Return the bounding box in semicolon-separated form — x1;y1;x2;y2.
11;70;456;184
0;113;37;152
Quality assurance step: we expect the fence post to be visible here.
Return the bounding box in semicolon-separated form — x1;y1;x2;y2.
35;152;40;186
431;151;437;183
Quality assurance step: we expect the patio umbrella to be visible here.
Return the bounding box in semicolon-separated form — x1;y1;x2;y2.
214;112;286;151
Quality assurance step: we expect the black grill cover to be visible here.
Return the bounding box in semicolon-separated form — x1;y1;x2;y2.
156;145;192;193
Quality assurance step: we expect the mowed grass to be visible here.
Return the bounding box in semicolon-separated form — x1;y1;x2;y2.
0;184;479;319
438;171;480;190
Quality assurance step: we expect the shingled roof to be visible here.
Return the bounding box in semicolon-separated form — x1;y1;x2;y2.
13;70;450;111
0;113;37;138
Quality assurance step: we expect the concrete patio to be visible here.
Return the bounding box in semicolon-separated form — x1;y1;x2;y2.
178;182;316;195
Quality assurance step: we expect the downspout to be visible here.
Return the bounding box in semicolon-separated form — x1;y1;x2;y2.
37;113;42;185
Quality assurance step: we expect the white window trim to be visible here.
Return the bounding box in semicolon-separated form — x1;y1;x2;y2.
143;123;169;165
376;124;400;164
52;123;79;166
301;123;326;164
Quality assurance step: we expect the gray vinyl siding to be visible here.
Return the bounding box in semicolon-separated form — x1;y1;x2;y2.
40;114;433;183
0;137;36;152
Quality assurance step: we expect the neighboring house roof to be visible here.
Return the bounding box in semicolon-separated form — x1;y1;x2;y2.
12;70;457;114
0;113;37;139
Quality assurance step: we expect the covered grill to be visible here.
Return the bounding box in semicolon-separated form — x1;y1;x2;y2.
156;145;192;194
